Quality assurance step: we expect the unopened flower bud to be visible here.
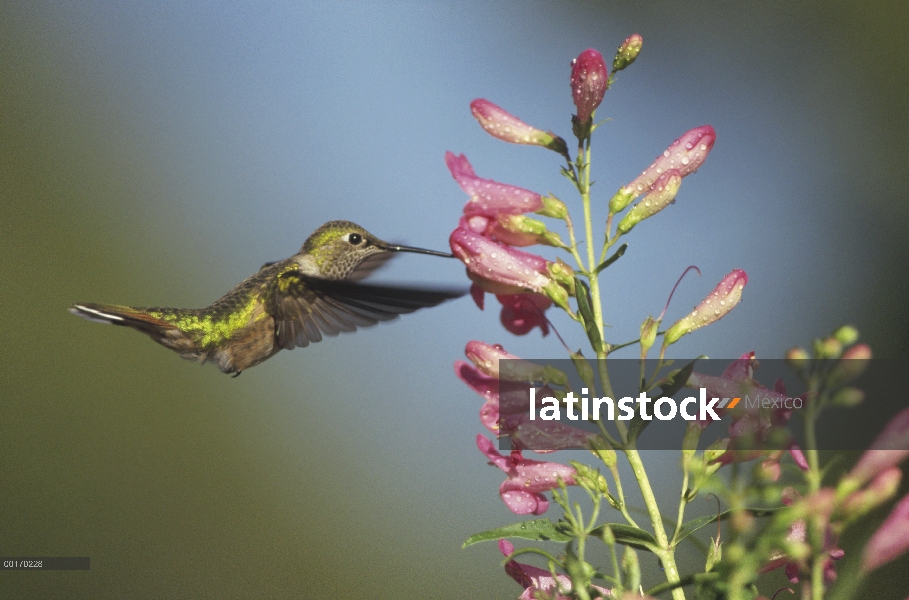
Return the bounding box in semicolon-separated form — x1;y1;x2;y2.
488;214;567;248
841;467;902;518
535;194;569;220
815;336;843;360
589;436;617;468
829;343;872;385
639;315;659;360
470;99;568;156
608;186;636;214
785;347;811;369
570;349;596;390
663;269;748;347
620;125;716;203
546;258;575;290
831;387;864;407
833;325;860;346
612;33;642;72
570;48;608;125
616;170;682;234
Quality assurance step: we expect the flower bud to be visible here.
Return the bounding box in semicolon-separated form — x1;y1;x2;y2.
570;48;608;124
570;349;595;390
620;125;716;203
535;194;568;220
639;315;659;360
663;269;748;347
815;336;843;360
589;436;617;468
487;214;568;248
830;386;864;407
616;170;682;234
612;34;643;72
470;99;568;156
829;343;872;386
833;325;860;346
785;347;811;369
840;467;901;518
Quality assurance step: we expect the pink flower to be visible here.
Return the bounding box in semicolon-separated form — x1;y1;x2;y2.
663;269;747;347
478;435;576;515
454;360;534;435
464;340;566;385
497;293;552;336
763;489;843;583
687;352;806;476
445;152;543;216
450;224;568;311
610;125;716;212
843;407;909;491
499;539;611;599
470;99;568;155
862;492;909;573
570;49;608;124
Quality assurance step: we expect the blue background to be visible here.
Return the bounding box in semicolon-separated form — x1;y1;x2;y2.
2;2;907;597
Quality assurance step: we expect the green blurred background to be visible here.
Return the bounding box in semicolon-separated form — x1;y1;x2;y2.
2;1;907;598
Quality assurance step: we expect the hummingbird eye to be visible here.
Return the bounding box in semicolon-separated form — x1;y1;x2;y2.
348;233;363;245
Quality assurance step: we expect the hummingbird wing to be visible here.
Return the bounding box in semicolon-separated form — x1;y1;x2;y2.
267;271;464;350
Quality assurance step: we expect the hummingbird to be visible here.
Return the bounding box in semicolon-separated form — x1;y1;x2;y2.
69;220;464;375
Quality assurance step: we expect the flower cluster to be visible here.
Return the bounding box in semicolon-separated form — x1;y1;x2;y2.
446;37;905;600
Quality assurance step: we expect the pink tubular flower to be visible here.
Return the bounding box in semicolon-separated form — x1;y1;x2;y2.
478;435;576;514
450;224;569;310
499;539;611;599
687;352;806;476
763;489;844;583
497;293;552;336
464;340;566;384
861;492;909;573
610;125;716;212
445;152;543;216
570;49;608;124
663;269;748;347
455;360;531;435
841;407;909;492
470;99;568;156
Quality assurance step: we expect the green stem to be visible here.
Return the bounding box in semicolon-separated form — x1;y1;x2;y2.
626;448;686;600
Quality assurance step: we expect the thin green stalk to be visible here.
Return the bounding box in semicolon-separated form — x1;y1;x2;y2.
626;448;687;600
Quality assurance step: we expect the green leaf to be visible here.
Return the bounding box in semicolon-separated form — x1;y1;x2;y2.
657;359;701;398
591;523;659;552
595;243;628;274
463;519;572;548
574;277;603;352
675;508;782;544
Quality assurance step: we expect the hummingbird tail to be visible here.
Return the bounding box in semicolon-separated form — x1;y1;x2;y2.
69;303;179;336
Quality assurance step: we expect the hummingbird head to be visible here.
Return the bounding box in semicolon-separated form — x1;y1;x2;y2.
297;220;453;280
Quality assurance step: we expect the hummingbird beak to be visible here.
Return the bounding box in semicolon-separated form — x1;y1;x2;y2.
379;242;455;258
